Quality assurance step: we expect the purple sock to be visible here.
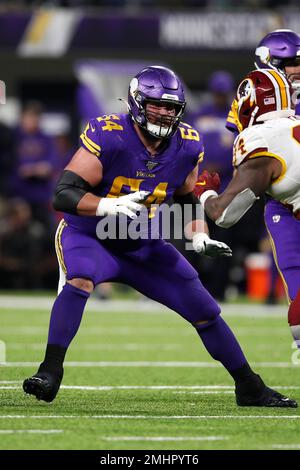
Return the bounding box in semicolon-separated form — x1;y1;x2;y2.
196;316;248;373
48;282;90;348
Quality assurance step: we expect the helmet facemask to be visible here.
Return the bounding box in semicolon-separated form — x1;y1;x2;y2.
282;57;300;98
142;99;185;139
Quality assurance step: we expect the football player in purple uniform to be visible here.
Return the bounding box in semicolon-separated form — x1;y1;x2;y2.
23;66;296;407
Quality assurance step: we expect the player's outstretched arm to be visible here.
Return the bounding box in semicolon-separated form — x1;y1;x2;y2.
199;156;281;228
174;166;232;257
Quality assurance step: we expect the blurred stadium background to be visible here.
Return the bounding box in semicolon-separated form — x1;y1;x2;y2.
0;0;293;302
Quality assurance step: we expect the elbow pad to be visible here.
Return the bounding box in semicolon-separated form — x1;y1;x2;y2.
53;170;92;214
215;188;259;228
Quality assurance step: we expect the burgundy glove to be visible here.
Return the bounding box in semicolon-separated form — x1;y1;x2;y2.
193;170;221;199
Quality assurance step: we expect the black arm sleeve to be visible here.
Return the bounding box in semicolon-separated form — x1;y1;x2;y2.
53;170;93;214
173;192;203;222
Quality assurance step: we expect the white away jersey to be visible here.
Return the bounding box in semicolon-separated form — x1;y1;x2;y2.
232;116;300;212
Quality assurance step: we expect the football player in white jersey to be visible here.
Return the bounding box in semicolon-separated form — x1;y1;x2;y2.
196;68;300;346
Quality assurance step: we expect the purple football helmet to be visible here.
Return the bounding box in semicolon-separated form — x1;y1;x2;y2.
128;65;186;139
255;29;300;73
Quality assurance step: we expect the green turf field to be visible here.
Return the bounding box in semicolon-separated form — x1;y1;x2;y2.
1;296;300;450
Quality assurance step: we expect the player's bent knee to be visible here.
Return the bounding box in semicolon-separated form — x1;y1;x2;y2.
193;319;210;328
192;315;220;330
187;301;221;329
179;278;221;325
67;278;94;293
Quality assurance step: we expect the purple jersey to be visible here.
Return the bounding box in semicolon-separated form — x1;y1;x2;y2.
64;113;204;234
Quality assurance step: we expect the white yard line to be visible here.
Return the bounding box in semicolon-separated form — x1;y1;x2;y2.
1;415;300;420
272;444;300;449
1;386;236;393
1;361;299;368
172;391;234;395
0;429;63;434
0;324;290;339
103;436;228;442
1;382;300;390
0;297;165;313
1;384;300;392
0;326;289;337
0;387;20;390
7;343;182;351
1;382;235;388
0;295;287;318
0;361;219;367
0;327;192;336
0;381;21;384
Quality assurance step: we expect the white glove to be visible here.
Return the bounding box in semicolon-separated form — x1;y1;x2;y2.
192;232;232;257
96;190;150;219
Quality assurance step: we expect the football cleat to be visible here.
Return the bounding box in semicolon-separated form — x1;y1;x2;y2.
23;371;63;403
236;386;298;408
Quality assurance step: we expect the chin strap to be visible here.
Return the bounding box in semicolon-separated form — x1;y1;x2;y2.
249;105;259;127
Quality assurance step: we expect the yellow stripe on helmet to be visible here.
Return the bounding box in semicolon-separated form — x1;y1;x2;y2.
268;70;289;109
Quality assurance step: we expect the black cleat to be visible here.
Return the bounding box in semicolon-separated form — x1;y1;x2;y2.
23;371;63;403
236;386;298;408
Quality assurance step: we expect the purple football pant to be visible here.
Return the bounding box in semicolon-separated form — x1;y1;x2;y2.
264;199;300;302
55;220;220;324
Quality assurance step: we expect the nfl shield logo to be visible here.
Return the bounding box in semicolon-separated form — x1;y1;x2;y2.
272;215;281;223
146;161;158;171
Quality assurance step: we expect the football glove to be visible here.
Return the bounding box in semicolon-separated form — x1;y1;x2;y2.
96;190;150;219
193;170;221;199
192;232;232;257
